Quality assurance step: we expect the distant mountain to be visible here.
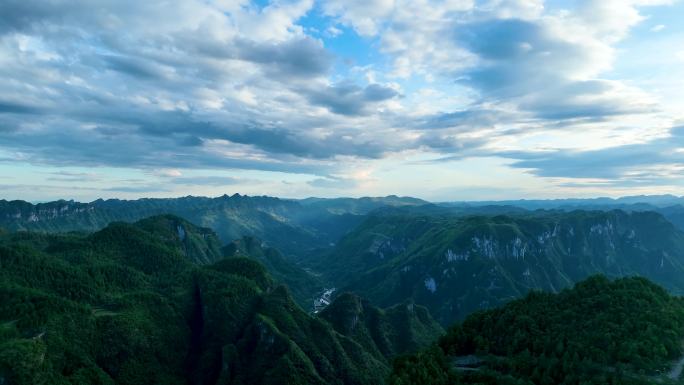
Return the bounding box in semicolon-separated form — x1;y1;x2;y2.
0;195;352;257
299;195;430;215
0;195;433;258
318;209;684;325
442;194;684;209
442;195;684;232
0;215;440;385
390;276;684;385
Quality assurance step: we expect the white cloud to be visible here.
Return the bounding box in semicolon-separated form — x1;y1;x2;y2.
0;0;681;198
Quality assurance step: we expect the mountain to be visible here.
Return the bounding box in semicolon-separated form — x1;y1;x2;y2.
442;195;684;232
0;195;429;258
0;215;439;385
222;236;323;308
441;194;684;210
317;209;684;325
299;195;430;215
319;293;443;361
0;195;356;257
390;275;684;385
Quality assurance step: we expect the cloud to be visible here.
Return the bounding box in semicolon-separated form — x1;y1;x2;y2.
104;185;173;193
303;82;400;116
45;171;101;182
324;0;664;121
505;126;684;184
0;0;470;181
168;175;246;186
0;0;680;198
236;37;333;78
307;176;360;189
456;16;655;120
0;100;42;114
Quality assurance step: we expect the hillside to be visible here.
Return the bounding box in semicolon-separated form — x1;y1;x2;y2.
319;293;443;361
390;276;684;385
0;215;439;385
0;195;358;257
0;195;432;258
319;209;684;325
222;236;324;308
443;195;684;232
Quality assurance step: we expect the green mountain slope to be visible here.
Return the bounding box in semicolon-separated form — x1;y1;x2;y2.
0;195;362;257
0;195;428;258
320;209;684;325
0;215;438;385
319;293;444;361
222;236;324;308
390;276;684;385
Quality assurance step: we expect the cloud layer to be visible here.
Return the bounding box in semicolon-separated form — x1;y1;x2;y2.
0;0;681;198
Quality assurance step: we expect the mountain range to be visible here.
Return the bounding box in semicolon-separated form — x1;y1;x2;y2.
0;215;442;385
316;208;684;325
4;193;684;383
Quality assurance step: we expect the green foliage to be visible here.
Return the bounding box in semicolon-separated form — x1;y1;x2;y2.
323;209;684;325
0;195;369;257
390;276;684;385
0;215;436;385
319;293;443;360
222;236;323;307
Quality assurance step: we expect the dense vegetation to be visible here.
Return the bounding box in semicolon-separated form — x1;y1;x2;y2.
319;293;443;361
7;196;684;384
320;209;684;325
0;195;427;258
221;236;323;308
390;275;684;385
0;215;439;385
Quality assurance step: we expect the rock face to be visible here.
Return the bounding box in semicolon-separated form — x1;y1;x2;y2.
321;209;684;325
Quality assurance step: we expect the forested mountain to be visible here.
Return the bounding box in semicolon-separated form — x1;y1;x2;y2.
444;195;684;232
221;236;323;308
0;215;443;385
317;209;684;325
319;293;443;360
390;276;684;385
0;195;350;257
299;196;429;215
0;195;430;258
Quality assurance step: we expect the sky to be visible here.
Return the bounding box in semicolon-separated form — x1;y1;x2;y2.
1;0;683;202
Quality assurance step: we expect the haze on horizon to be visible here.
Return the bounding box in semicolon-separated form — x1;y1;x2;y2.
1;0;683;202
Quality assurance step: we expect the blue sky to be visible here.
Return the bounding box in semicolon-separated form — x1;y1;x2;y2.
0;0;683;202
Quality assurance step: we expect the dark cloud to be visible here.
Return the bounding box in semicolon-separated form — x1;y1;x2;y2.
505;126;684;181
303;82;399;116
0;0;440;179
415;109;512;130
102;54;166;80
0;114;334;176
0;101;43;115
237;37;333;78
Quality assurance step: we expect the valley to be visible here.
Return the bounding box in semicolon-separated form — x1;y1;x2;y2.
3;194;684;384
